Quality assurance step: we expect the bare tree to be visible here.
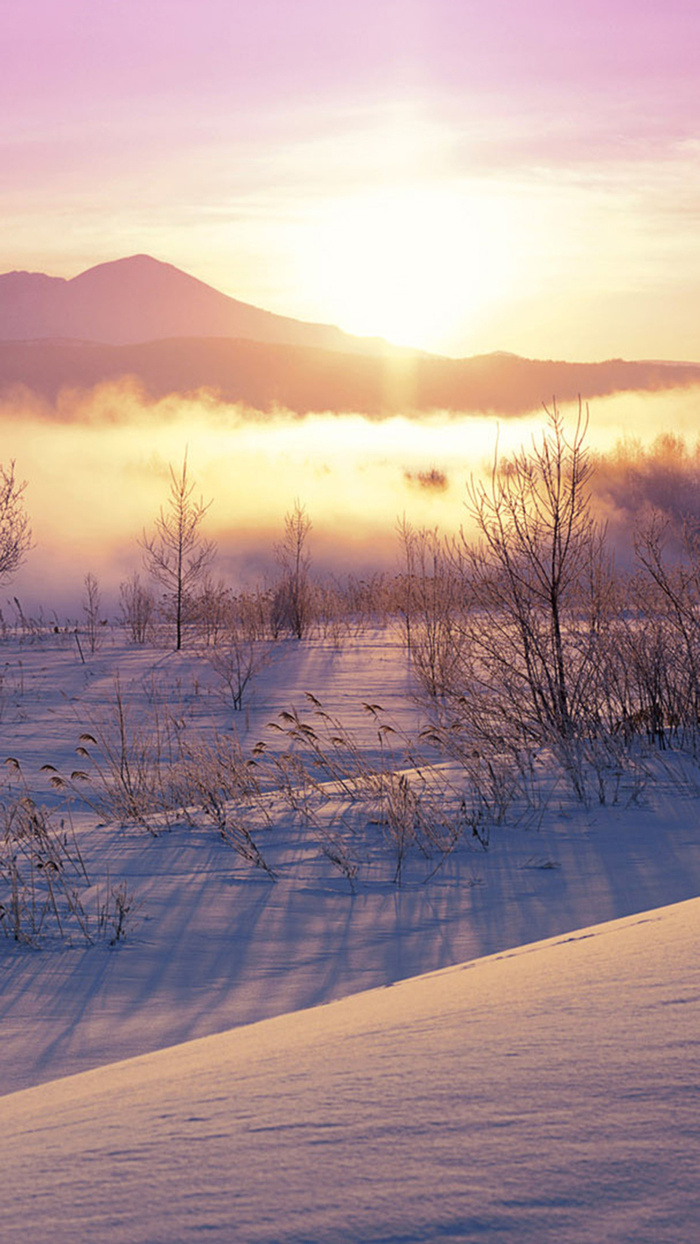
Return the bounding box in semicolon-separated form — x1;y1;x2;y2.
140;454;216;651
82;572;103;655
193;575;233;647
208;622;273;712
629;512;700;745
457;402;607;747
0;461;32;581
119;572;155;644
421;403;623;806
396;519;462;697
274;500;312;639
395;515;418;656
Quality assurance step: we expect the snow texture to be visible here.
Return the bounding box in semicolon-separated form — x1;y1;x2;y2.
1;899;698;1243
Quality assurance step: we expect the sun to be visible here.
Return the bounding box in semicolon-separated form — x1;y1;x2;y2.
305;183;515;352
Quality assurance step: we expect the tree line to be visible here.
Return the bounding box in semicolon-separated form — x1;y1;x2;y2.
4;406;700;778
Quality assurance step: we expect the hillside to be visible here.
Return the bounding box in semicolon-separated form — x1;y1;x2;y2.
2;334;700;416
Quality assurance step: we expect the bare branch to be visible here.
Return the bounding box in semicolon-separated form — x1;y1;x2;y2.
0;461;32;581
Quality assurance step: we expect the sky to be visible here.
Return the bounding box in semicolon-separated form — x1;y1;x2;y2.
1;0;700;359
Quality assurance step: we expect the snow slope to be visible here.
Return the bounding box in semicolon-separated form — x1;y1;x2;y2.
1;897;698;1244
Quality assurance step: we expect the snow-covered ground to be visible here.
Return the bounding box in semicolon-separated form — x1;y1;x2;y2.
2;899;698;1243
1;627;699;1240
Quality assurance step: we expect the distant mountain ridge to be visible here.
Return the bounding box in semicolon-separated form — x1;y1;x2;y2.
1;255;700;416
0;254;408;355
2;334;700;417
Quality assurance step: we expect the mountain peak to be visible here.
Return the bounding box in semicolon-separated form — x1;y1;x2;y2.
70;254;197;291
75;254;176;277
0;255;367;351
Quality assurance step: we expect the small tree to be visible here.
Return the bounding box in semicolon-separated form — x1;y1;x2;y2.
458;402;606;746
631;512;700;744
395;515;417;656
140;454;216;651
396;518;461;697
193;575;233;647
208;621;273;712
0;462;32;582
274;500;312;639
119;572;155;644
82;572;102;655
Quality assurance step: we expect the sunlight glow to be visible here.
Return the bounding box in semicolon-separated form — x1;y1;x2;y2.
7;380;695;612
302;183;516;350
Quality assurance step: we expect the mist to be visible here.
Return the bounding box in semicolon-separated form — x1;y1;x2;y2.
3;380;700;617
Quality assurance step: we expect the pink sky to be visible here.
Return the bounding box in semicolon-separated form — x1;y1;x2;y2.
2;0;699;359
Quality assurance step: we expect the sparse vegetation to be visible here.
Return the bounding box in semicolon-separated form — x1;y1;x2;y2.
0;766;135;946
5;405;700;952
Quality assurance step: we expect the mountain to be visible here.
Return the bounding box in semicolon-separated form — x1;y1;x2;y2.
0;254;408;355
1;255;700;415
1;334;700;416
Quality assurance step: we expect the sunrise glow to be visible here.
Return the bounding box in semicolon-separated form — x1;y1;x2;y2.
1;1;698;360
298;182;517;348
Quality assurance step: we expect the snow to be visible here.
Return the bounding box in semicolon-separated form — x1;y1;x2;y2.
0;626;699;1240
1;899;698;1242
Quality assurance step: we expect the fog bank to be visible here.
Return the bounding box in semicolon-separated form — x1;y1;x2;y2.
2;383;699;615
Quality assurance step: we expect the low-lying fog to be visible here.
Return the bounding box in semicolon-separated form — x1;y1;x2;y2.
3;380;700;617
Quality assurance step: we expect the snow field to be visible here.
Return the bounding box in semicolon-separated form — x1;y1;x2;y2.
0;627;699;1241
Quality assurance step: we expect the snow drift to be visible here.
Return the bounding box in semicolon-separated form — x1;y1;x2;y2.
1;897;698;1244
